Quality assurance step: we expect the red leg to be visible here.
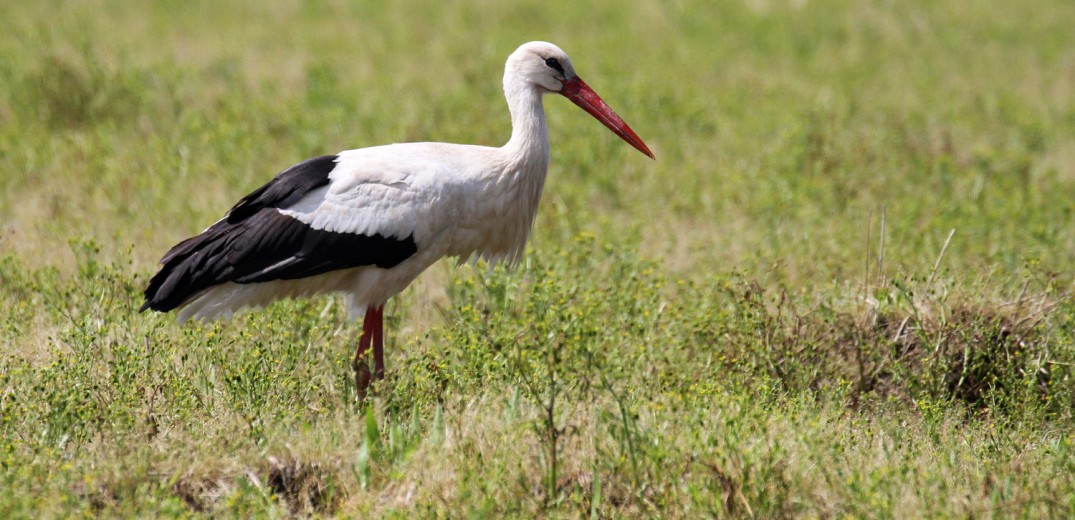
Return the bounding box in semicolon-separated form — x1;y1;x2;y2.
372;305;386;380
352;307;378;400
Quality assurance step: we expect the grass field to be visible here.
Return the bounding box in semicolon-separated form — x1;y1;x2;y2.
2;0;1075;516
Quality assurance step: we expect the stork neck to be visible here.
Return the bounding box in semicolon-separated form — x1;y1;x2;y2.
502;82;550;166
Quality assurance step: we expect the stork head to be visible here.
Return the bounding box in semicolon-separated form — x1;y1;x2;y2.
507;41;579;92
506;41;655;159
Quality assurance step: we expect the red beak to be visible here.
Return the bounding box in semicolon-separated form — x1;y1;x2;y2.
559;76;655;159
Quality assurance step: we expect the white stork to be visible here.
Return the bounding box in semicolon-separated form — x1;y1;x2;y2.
141;41;653;398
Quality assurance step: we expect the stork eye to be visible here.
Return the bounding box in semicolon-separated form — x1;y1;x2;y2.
544;57;565;75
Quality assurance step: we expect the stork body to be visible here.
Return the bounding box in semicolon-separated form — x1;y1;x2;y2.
142;42;653;398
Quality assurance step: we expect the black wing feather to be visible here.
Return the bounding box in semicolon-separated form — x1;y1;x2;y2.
141;155;418;313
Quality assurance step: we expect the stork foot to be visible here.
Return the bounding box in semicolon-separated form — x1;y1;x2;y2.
353;361;374;401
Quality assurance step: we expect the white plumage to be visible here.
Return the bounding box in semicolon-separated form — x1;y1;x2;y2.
143;41;653;397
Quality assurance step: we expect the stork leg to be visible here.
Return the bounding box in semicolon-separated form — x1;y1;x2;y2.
371;305;386;380
353;306;377;399
352;305;387;400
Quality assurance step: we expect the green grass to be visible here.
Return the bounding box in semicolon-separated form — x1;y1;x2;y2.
2;0;1075;517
